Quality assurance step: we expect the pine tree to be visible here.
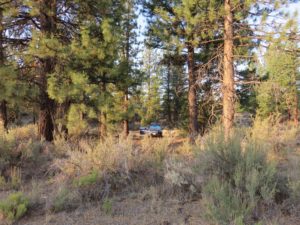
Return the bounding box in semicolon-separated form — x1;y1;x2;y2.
15;0;60;141
117;0;140;137
161;51;186;126
47;0;123;138
257;34;299;122
220;0;285;137
0;0;25;131
0;4;7;131
143;0;222;142
223;0;235;138
140;48;162;125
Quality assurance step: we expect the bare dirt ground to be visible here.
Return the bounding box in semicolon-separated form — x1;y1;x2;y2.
17;196;206;225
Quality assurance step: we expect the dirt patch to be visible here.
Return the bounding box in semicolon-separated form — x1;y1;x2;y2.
17;195;207;225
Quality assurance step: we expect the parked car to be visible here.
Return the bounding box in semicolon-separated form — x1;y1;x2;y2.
139;126;148;135
148;123;163;137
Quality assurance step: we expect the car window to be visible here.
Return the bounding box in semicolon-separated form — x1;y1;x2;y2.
149;125;161;130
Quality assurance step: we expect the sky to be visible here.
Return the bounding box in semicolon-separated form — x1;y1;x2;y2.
286;2;300;22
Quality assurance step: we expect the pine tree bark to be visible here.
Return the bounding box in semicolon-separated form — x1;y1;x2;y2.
37;0;57;141
166;62;172;124
123;14;131;137
99;81;107;139
187;43;198;142
223;0;235;139
0;100;8;132
293;102;298;126
0;8;8;132
38;95;55;141
123;91;129;137
99;111;107;139
55;101;70;139
293;81;298;126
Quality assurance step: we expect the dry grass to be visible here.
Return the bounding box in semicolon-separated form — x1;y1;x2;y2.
2;124;38;142
251;118;298;156
0;125;41;161
1;124;300;224
53;135;175;180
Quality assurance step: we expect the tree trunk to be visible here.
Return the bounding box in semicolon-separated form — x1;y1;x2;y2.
0;100;8;132
99;111;107;139
166;62;172;124
223;0;235;139
33;111;36;125
99;81;107;139
292;49;299;126
293;81;299;125
293;97;298;125
123;91;129;137
187;43;198;142
0;8;7;132
55;101;70;139
38;95;55;141
37;0;57;141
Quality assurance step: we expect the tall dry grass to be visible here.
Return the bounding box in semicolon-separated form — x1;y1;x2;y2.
250;117;298;155
53;135;175;180
0;125;36;168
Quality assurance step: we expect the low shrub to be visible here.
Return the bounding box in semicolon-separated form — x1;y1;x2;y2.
51;187;80;212
102;197;113;215
282;153;300;215
54;135;172;182
251;117;298;154
0;125;41;172
199;130;278;225
164;157;199;197
0;133;13;169
73;170;100;187
6;124;38;142
0;192;29;223
0;167;22;191
10;167;22;190
27;180;43;209
0;175;6;190
54;137;134;178
140;136;172;169
21;139;43;162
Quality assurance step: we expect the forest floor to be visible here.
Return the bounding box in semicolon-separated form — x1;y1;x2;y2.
1;132;210;225
16;191;206;225
1;125;300;225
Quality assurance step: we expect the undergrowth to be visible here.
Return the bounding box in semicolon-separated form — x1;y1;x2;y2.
0;123;300;224
198;129;278;225
0;192;29;223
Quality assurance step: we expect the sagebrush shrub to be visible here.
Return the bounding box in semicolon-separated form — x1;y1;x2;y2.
251;117;298;154
199;130;277;225
0;134;13;166
102;197;113;215
10;167;22;190
52;187;79;212
0;192;29;222
0;125;41;170
73;171;100;187
54;135;172;180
